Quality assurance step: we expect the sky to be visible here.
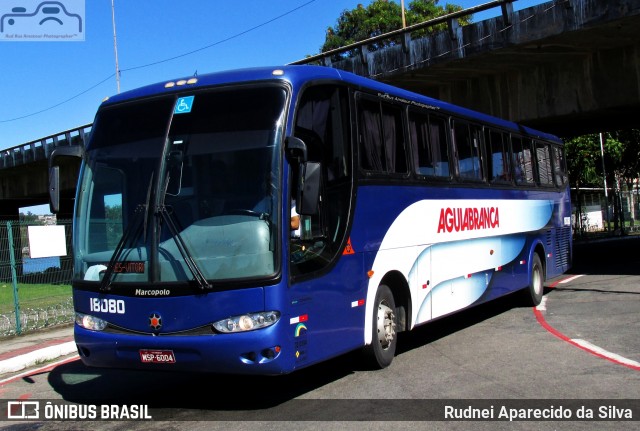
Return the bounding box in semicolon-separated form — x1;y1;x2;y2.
3;0;549;220
0;0;547;155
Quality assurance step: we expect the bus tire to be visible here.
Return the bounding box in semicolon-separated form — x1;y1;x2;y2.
524;253;544;306
364;284;397;369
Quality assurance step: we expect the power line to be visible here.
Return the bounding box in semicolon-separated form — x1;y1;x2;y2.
122;0;318;73
0;74;115;124
0;0;318;124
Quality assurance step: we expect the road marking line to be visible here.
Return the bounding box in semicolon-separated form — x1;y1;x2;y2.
558;274;585;284
538;273;640;370
533;307;640;371
571;339;640;368
535;296;547;311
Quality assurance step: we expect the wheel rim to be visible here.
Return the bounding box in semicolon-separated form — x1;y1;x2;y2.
533;264;543;296
376;301;396;350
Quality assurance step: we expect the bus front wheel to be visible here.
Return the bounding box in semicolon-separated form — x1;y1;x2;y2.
364;284;397;369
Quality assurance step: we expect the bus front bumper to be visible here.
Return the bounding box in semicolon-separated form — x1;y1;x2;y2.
73;324;292;375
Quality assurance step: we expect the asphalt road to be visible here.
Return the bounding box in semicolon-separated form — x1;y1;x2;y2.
1;236;638;431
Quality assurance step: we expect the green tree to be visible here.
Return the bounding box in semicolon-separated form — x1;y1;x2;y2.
565;131;640;234
565;134;600;189
600;134;625;232
565;134;600;235
610;129;640;228
321;0;470;58
19;211;41;224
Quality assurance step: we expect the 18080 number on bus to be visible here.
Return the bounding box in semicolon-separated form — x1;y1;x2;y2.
90;298;125;314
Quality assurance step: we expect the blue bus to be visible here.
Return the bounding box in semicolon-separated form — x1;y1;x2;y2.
49;65;571;374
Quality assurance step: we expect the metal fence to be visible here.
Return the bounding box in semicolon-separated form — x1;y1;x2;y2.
572;188;640;236
0;218;74;336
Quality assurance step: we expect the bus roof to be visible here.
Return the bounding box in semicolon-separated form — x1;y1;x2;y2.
102;65;562;144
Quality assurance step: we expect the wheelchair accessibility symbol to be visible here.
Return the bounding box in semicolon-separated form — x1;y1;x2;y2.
174;96;195;114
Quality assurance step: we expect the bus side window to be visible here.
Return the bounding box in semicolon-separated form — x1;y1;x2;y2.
485;129;512;183
409;110;450;178
535;141;554;186
552;145;568;185
452;120;484;181
357;96;408;175
512;136;535;185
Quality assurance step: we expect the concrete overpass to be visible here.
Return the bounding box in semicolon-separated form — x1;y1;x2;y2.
0;125;89;219
292;0;640;137
1;0;639;218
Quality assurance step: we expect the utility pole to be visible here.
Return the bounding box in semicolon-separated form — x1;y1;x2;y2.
401;0;406;28
600;132;609;231
111;0;121;93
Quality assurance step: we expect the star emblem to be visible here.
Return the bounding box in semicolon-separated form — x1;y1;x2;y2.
149;313;162;330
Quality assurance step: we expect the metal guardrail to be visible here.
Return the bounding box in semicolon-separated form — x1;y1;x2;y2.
289;0;516;66
0;123;91;170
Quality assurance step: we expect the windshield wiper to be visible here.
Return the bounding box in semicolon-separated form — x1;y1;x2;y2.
100;204;146;291
157;205;211;290
154;138;210;289
100;173;154;291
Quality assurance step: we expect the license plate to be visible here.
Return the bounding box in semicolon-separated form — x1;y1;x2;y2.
139;349;176;364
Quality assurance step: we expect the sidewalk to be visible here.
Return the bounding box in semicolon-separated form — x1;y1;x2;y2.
0;324;76;377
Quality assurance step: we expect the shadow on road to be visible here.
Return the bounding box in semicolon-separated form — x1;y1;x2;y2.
570;236;640;276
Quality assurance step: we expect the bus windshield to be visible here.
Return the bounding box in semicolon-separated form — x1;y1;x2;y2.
75;85;287;287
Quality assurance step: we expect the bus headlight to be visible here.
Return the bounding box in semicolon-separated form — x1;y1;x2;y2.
212;311;280;333
76;312;108;331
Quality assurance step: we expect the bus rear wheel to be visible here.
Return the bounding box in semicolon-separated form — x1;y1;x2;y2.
364;284;397;369
524;253;544;306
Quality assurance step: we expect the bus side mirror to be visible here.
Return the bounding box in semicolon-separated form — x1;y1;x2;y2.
49;166;61;214
286;136;320;215
297;161;321;216
285;136;308;162
48;146;84;214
